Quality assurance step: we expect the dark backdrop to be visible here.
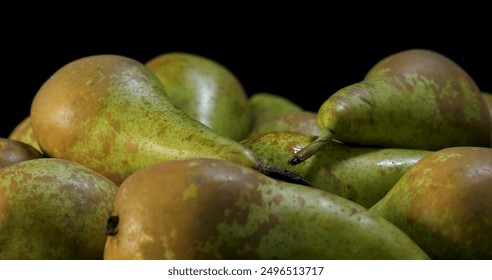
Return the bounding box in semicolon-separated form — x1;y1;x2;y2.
2;18;491;137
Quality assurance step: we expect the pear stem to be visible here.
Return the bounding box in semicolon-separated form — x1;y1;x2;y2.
288;129;334;165
257;160;319;188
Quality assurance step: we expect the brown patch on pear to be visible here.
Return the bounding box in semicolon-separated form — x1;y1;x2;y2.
0;137;43;169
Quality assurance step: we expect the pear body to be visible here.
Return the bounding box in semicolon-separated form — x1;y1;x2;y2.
104;158;428;260
249;111;321;137
0;137;43;169
31;55;259;184
146;52;251;141
249;93;303;130
0;158;117;259
8;116;42;153
242;131;431;208
370;147;492;259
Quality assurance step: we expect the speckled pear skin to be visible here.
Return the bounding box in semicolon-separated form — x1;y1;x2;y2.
290;49;491;165
30;55;260;185
249;93;303;131
145;52;251;141
242;131;431;208
249;111;321;137
104;158;429;260
0;137;43;169
0;158;118;259
483;92;492;146
370;147;492;259
8;116;42;153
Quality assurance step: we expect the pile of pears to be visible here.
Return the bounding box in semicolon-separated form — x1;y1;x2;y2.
1;49;491;260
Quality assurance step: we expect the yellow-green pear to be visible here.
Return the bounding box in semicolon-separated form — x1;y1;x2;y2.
30;55;309;186
249;111;321;137
146;52;251;141
0;158;118;259
290;49;491;165
249;92;303;131
242;131;431;208
370;147;492;259
104;158;429;260
8;116;43;153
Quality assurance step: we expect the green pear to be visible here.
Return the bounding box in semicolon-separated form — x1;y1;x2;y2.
8;116;43;153
30;55;309;186
249;92;303;131
483;92;492;146
0;137;43;169
370;147;492;259
145;52;251;141
249;111;321;137
289;49;491;165
104;158;428;260
242;131;431;208
0;158;118;259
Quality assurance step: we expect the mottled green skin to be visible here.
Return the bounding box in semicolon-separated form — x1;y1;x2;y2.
483;92;492;147
146;52;251;141
0;158;117;259
31;55;259;185
0;138;43;169
249;93;303;133
8;116;43;154
104;158;428;260
317;49;490;150
242;131;431;208
370;147;492;259
249;111;321;137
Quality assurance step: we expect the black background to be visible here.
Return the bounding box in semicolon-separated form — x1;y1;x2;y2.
2;13;491;138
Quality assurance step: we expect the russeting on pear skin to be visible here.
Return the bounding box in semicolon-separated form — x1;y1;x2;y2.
289;49;491;165
30;55;308;186
104;158;429;260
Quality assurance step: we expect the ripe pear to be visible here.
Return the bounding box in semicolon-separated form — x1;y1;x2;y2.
145;52;251;141
242;131;431;208
0;158;118;259
30;55;309;186
249;111;321;137
0;137;43;169
249;92;303;131
104;158;428;260
483;92;492;146
370;147;492;259
289;49;491;165
8;116;42;153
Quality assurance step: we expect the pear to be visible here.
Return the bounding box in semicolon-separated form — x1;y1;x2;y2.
289;49;491;165
8;116;43;153
30;54;309;186
483;92;492;146
249;92;303;131
249;111;321;137
145;52;251;141
0;158;118;259
104;158;429;260
0;137;43;169
370;147;492;259
242;131;431;208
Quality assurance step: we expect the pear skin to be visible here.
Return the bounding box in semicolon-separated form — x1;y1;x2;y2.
104;158;428;260
483;92;492;146
249;92;303;130
242;131;431;208
30;55;308;186
249;111;321;137
0;137;43;169
370;147;492;259
145;52;251;141
290;49;491;165
0;158;117;259
8;116;43;153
